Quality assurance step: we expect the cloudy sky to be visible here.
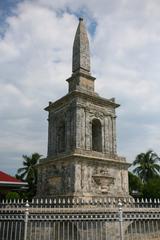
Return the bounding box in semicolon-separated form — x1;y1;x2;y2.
0;0;160;175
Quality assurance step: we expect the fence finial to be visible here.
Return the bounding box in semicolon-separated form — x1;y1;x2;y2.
24;200;29;240
118;199;123;210
118;199;124;240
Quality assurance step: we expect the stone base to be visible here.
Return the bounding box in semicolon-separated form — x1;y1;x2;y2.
36;152;130;198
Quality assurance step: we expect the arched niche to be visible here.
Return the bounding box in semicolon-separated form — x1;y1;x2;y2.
92;118;102;152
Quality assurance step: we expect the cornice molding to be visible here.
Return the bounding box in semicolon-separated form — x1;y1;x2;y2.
38;152;130;169
45;90;120;112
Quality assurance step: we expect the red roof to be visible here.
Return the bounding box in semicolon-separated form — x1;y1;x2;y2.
0;171;22;183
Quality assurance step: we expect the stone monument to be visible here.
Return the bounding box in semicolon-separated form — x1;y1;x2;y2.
37;18;130;198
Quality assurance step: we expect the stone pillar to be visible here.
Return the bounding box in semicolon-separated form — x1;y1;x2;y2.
85;109;91;150
108;116;113;153
112;116;117;154
66;110;71;151
101;119;105;153
76;105;81;148
121;168;129;193
74;162;82;194
81;163;92;193
47;114;51;156
70;106;76;149
81;108;86;149
48;113;56;157
52;115;57;155
55;116;58;154
104;116;109;153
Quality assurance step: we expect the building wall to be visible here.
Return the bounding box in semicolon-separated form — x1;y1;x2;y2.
37;161;76;197
37;156;129;198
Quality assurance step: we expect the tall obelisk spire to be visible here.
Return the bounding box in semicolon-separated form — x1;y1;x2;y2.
72;18;91;74
67;18;95;93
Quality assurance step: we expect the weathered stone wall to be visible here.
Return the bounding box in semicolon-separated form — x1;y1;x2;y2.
37;155;129;198
75;97;117;155
47;100;77;157
67;73;95;93
74;159;129;197
37;160;75;197
47;92;118;159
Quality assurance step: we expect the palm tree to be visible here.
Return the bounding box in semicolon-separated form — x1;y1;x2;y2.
16;153;42;199
133;150;160;183
17;153;42;185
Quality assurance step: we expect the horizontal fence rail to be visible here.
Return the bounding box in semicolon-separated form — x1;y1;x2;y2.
0;198;160;240
1;197;160;209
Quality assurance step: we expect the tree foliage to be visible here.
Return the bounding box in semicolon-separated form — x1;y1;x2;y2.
16;153;42;199
143;177;160;199
128;171;143;196
132;150;160;183
6;191;20;200
129;150;160;199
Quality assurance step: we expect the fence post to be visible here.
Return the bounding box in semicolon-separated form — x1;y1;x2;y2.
118;200;124;240
24;200;29;240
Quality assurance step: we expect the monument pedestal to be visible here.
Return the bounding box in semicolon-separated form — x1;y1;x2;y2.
37;150;130;199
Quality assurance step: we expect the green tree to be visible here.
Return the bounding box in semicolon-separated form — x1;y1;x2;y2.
132;150;160;183
16;153;42;198
143;176;160;199
6;191;20;200
128;171;143;196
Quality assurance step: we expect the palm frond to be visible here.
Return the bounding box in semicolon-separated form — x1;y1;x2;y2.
17;167;27;174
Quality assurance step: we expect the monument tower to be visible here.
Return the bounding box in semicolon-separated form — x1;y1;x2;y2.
37;18;130;198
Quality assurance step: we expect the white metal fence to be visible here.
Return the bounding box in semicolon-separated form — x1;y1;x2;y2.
1;197;160;208
0;198;160;240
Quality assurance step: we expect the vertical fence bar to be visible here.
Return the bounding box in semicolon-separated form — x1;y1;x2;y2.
24;200;29;240
118;200;124;240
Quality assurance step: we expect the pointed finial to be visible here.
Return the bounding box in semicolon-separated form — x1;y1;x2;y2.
72;18;90;74
79;17;83;21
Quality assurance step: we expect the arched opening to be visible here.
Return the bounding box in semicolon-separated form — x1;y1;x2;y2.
57;121;65;153
92;119;102;152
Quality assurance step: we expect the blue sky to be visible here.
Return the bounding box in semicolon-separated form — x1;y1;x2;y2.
0;0;160;175
0;0;21;22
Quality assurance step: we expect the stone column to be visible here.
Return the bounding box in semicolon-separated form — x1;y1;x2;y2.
85;109;91;150
66;110;71;151
48;113;56;157
80;107;86;149
121;168;129;193
74;162;82;194
108;116;113;153
104;116;109;153
101;119;105;153
76;105;82;148
47;113;51;156
54;116;58;154
52;115;57;155
70;105;76;149
76;106;86;149
112;116;117;154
